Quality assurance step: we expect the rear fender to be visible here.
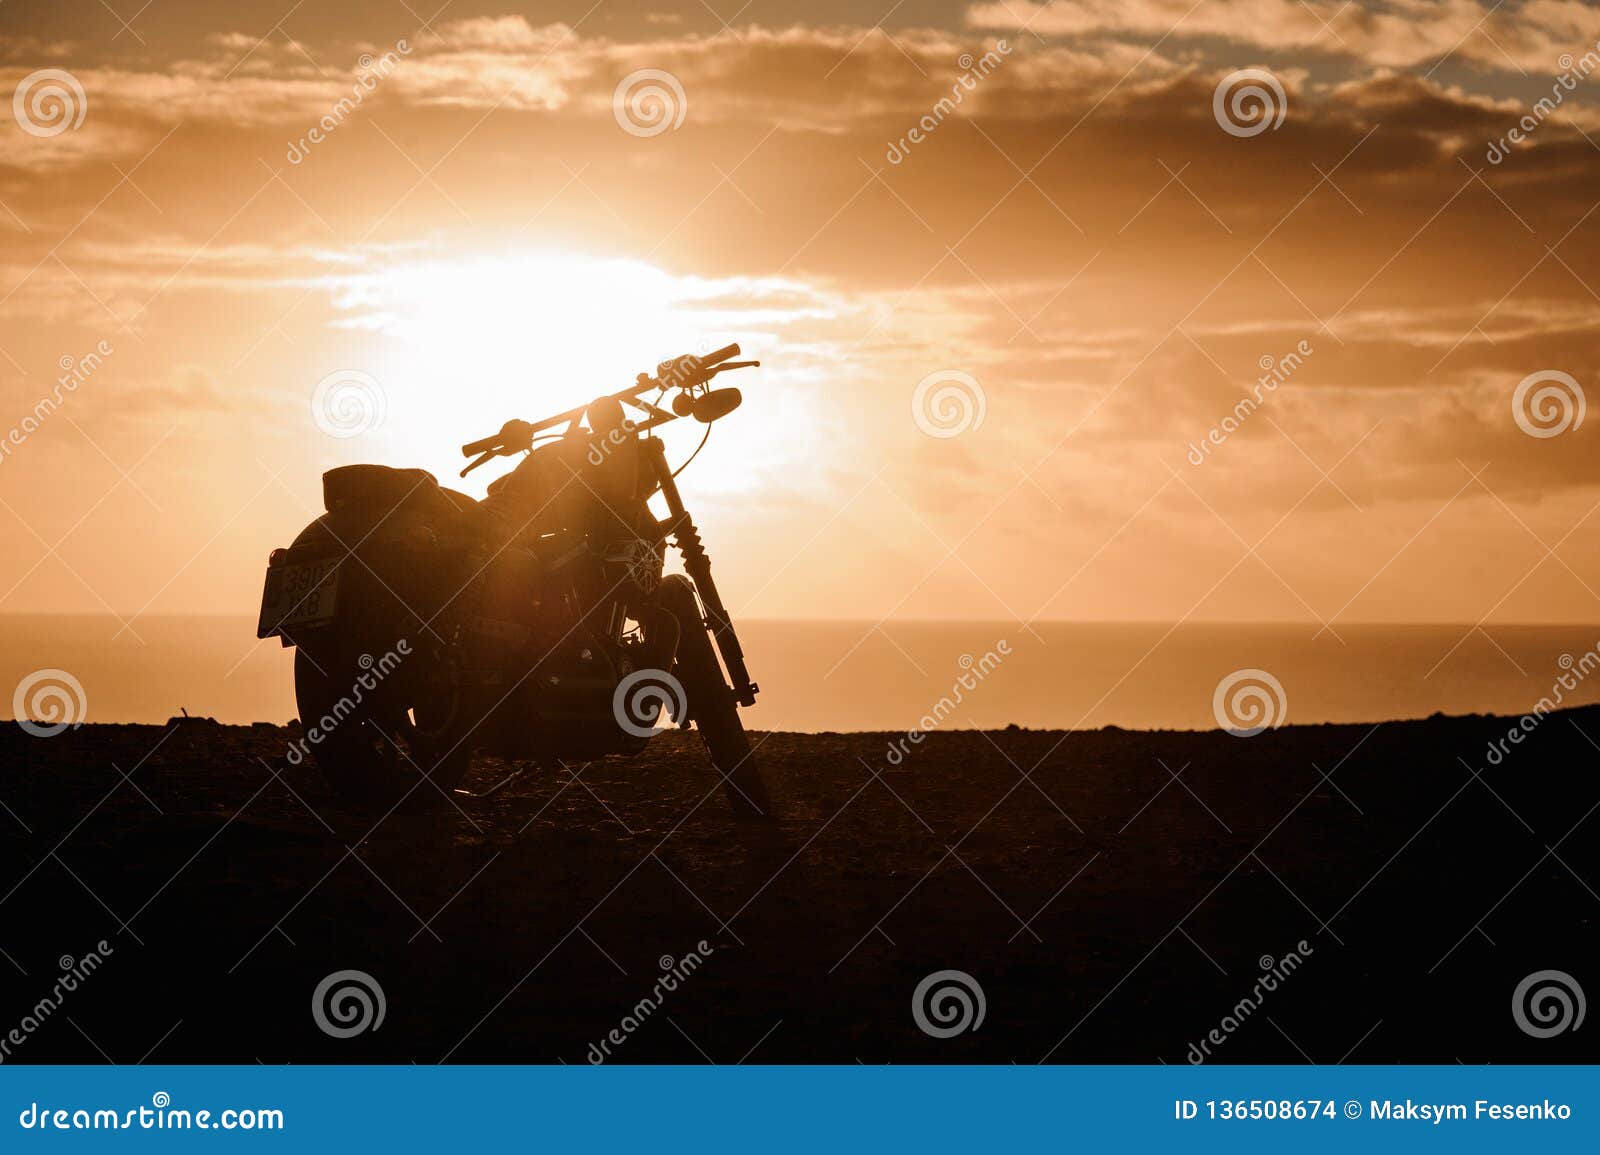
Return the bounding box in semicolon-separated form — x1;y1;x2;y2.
257;513;471;647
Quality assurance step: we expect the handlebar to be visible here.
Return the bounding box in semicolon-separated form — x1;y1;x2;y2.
461;431;501;457
457;344;756;476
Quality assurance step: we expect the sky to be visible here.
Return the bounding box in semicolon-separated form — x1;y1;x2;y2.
2;0;1600;631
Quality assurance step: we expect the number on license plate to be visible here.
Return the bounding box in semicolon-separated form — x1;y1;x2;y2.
258;558;340;636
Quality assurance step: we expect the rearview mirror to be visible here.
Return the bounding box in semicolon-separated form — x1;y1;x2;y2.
691;388;742;423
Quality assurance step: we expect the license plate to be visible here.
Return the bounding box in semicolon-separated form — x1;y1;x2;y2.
257;557;340;637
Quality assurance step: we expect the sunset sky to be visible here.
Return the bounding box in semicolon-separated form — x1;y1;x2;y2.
3;0;1599;631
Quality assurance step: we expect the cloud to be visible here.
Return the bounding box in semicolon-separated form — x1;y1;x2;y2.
0;17;1164;162
0;36;76;63
965;0;1600;71
2;12;1598;522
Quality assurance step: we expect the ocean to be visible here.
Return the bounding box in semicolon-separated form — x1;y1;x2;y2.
4;615;1599;733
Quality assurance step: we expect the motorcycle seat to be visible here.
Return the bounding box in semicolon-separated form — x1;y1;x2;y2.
322;464;476;528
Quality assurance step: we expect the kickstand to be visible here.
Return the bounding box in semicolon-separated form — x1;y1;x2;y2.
453;768;527;799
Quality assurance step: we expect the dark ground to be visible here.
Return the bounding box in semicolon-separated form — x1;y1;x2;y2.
1;708;1597;1064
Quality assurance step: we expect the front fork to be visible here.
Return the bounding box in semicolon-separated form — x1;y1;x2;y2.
643;437;759;707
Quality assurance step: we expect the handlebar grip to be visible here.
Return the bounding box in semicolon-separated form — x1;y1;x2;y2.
703;342;741;368
461;433;500;456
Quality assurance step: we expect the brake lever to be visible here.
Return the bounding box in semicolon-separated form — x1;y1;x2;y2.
460;449;498;478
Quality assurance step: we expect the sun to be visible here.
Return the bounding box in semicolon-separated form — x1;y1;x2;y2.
348;250;692;386
323;248;828;499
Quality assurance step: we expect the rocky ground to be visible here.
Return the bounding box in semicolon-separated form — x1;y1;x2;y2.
1;709;1596;1063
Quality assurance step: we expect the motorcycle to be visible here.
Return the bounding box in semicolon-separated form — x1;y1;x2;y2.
255;343;770;818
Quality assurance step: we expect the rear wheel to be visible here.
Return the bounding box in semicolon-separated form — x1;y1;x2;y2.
657;575;772;819
292;641;470;813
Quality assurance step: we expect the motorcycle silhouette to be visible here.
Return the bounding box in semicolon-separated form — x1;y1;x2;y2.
256;343;770;818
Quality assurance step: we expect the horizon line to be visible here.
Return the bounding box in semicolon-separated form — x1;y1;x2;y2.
4;611;1600;630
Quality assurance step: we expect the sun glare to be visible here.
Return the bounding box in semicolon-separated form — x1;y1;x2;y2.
326;249;829;498
344;252;690;383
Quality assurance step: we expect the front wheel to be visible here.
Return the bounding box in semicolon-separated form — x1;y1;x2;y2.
657;575;772;819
